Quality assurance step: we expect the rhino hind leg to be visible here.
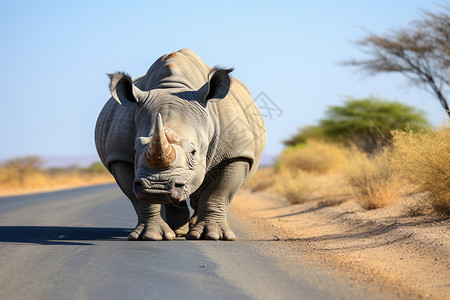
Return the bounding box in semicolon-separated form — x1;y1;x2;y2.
110;162;139;213
110;162;175;241
186;158;249;241
164;202;190;237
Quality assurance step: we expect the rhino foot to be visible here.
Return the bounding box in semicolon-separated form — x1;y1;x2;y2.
186;220;236;241
128;219;175;241
128;201;175;241
189;214;197;228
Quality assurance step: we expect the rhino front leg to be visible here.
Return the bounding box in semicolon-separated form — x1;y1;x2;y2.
110;162;175;241
186;159;249;241
129;201;175;241
110;162;139;214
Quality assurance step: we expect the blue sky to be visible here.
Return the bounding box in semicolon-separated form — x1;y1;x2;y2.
0;0;448;164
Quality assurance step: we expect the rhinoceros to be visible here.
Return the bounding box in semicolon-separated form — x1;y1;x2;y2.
95;48;266;241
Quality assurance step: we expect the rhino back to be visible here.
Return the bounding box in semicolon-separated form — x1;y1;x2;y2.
139;48;208;91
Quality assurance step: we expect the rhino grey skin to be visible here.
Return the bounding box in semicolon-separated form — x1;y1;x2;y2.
95;49;266;241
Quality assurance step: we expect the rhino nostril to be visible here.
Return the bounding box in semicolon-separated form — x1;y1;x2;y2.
174;183;185;188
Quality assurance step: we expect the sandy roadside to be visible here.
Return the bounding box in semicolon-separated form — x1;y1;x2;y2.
230;189;450;300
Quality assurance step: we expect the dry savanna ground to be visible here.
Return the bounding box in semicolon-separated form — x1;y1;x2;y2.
241;125;449;299
0;159;114;196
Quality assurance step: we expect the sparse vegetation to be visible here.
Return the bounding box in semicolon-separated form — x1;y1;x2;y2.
343;148;403;209
278;141;349;174
274;169;314;204
392;125;450;213
268;141;350;205
248;119;448;214
0;157;113;195
0;156;45;187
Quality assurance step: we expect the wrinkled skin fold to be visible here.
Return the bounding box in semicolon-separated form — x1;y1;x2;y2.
95;49;266;241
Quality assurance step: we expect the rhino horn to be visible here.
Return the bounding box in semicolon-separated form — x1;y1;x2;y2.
145;113;176;168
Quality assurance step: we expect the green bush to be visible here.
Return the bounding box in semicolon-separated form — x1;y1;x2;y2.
320;97;429;152
284;125;325;146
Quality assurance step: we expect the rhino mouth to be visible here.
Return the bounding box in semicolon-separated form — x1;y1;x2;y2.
133;176;188;203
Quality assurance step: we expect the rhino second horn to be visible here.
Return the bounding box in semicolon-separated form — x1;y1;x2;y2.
145;113;176;168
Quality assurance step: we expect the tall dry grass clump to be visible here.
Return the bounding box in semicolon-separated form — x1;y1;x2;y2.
343;148;402;209
392;125;450;213
278;141;349;174
274;169;314;204
271;141;349;204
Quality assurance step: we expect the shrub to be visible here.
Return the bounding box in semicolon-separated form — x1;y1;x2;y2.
278;141;349;174
392;125;450;214
274;169;314;204
343;148;402;209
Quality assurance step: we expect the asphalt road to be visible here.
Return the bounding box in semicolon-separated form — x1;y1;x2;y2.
0;184;389;300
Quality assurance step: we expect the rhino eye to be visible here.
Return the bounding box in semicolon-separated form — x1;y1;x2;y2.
185;144;197;170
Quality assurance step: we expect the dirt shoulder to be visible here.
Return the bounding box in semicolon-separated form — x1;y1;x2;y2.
230;189;450;300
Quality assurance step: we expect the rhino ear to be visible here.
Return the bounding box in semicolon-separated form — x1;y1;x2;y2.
198;67;233;103
108;72;147;106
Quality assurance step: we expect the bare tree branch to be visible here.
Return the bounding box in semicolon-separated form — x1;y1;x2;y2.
343;5;450;117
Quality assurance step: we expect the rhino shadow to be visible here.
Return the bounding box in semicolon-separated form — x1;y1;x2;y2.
0;226;131;245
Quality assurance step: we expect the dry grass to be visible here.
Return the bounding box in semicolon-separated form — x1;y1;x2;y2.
0;165;114;196
278;141;348;174
343;148;403;209
273;169;315;204
273;141;353;206
246;126;449;214
244;167;275;192
392;125;450;214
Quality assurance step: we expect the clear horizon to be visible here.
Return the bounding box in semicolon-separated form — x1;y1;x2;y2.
1;0;448;163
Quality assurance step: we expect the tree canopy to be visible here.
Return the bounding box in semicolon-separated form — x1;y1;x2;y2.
284;97;430;152
283;125;324;146
320;97;430;152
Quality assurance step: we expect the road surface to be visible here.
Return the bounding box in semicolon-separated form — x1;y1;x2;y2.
0;184;391;300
